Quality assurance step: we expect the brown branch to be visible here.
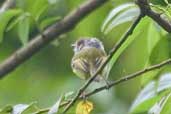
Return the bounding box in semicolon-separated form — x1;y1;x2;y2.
62;12;145;114
0;0;169;80
0;0;109;78
0;0;15;13
136;0;171;33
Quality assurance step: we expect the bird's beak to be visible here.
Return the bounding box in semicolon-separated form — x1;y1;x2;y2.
71;43;76;48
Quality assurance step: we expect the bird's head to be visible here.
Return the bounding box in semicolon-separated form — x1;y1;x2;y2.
71;38;104;53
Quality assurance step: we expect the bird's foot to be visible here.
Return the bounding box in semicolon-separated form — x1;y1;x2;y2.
80;91;87;100
103;79;111;90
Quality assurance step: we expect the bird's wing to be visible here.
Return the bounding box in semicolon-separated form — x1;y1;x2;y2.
71;58;90;79
89;56;107;80
93;56;111;82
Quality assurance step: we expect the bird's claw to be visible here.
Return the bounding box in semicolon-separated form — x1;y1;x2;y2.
80;91;87;100
104;80;110;90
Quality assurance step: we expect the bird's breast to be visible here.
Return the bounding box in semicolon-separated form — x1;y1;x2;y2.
73;47;106;61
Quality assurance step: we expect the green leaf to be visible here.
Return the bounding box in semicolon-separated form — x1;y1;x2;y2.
141;22;161;85
0;105;13;113
141;68;160;87
28;0;49;21
149;93;171;114
130;81;158;113
6;12;30;32
48;96;62;114
146;22;161;55
21;102;38;114
164;0;169;5
12;104;30;114
0;9;22;42
149;36;170;65
141;23;171;86
101;3;136;32
130;73;171;114
131;96;161;114
103;7;140;34
35;5;49;21
18;15;30;45
11;102;37;114
105;18;150;78
151;0;168;6
40;16;61;30
6;16;21;32
160;93;171;114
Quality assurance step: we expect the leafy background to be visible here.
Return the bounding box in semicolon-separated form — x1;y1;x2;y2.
0;0;171;114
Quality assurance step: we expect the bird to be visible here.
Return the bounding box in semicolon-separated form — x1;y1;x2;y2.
71;37;108;82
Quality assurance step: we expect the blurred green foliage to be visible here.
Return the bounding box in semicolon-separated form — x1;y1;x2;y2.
0;0;171;114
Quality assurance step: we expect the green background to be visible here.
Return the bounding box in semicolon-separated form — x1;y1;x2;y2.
0;0;170;114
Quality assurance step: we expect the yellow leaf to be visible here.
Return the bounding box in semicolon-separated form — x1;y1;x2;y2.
76;100;93;114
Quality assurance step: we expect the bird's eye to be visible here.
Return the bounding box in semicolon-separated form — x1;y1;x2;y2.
77;39;84;46
78;44;84;50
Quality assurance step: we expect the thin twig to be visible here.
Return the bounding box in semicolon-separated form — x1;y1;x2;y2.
62;0;171;112
32;101;71;114
62;12;145;114
84;59;171;98
32;58;171;114
0;0;15;13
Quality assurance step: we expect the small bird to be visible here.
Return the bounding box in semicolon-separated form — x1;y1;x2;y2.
71;38;108;82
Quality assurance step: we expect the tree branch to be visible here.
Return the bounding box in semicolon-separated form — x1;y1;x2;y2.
0;0;109;78
136;0;171;33
0;0;170;113
0;0;15;13
84;59;171;98
62;0;171;112
31;58;171;114
0;0;170;80
62;12;145;114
